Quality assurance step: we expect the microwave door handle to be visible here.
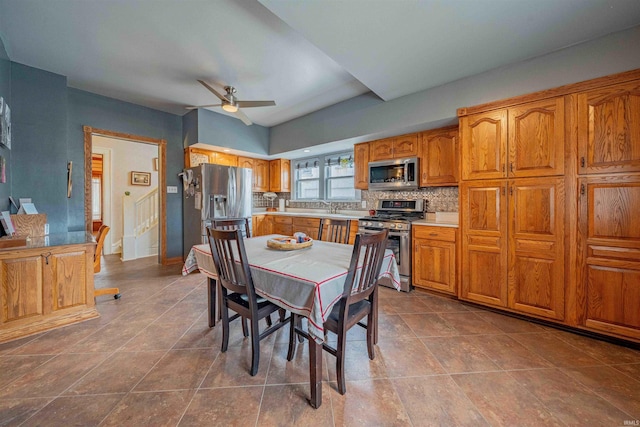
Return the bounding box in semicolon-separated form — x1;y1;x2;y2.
403;163;409;185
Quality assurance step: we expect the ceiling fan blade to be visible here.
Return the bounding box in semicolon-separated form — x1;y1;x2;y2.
197;80;226;101
236;100;276;108
185;104;221;110
234;108;253;126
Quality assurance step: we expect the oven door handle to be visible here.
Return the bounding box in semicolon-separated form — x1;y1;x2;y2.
361;228;407;237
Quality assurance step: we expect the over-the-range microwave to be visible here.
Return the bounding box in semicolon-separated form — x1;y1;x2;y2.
368;157;419;191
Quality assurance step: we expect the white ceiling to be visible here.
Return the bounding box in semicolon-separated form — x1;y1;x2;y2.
1;0;640;128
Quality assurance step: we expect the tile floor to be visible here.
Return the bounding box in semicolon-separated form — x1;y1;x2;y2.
1;255;639;426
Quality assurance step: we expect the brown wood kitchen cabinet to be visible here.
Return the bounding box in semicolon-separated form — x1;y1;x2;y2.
459;177;565;320
576;175;640;341
184;147;238;167
460;97;564;180
252;214;272;237
272;215;292;236
369;134;419;161
239;157;270;192
354;142;369;190
269;159;291;192
419;126;459;186
577;80;640;175
413;225;458;295
292;217;321;240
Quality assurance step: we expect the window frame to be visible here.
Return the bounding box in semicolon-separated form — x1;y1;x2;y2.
293;150;360;201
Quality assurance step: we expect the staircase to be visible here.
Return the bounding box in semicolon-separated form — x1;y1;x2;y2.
121;188;159;261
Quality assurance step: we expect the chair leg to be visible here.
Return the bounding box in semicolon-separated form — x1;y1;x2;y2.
278;308;286;323
250;316;260;376
241;317;249;337
221;300;230;353
366;311;376;360
296;316;304;343
265;314;273;327
336;329;347;395
287;313;297;361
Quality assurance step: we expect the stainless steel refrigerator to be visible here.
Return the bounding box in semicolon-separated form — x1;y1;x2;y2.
182;163;252;259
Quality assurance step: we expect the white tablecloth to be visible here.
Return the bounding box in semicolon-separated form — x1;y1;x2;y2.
183;235;400;342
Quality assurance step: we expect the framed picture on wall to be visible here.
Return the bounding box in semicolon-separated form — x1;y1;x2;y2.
130;171;151;186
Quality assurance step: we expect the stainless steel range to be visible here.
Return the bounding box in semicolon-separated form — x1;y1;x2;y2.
358;199;425;292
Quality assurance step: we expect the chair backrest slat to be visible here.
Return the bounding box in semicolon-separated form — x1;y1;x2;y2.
318;218;351;244
341;229;389;305
207;227;258;305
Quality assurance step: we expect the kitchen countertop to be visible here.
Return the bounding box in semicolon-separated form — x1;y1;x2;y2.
253;210;459;227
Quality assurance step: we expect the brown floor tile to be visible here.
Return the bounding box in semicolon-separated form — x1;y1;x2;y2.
134;348;215;391
422;336;501;373
180;387;262;426
330;379;412;426
400;313;458;337
612;362;640;380
64;350;165;395
549;330;640;365
381;296;431;314
9;321;104;356
465;334;554;370
100;390;194;427
415;293;471;312
0;352;109;399
267;341;330;384
0;398;51;426
510;368;634;426
474;310;547;333
393;376;489;426
509;333;604;367
376;313;416;340
0;335;43;356
437;312;504;335
258;383;334;426
200;336;274;387
563;366;640;417
0;355;55;389
20;394;124;427
120;323;193;351
452;371;564;426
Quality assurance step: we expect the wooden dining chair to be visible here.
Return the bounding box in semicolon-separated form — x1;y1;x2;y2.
212;217;251;238
207;227;288;376
93;225;121;299
287;228;389;394
317;218;351;244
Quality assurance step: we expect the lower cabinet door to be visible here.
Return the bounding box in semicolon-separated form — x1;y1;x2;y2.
413;238;456;295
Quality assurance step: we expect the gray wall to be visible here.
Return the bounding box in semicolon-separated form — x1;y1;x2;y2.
269;25;640;154
192;108;269;155
11;63;69;233
67;88;183;259
0;36;10;215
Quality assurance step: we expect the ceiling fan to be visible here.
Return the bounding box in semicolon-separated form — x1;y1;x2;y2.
186;80;276;125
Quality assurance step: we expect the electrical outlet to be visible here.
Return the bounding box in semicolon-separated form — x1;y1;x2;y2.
361;200;367;208
286;200;290;206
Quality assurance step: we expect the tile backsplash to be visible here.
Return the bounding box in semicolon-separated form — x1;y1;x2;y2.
253;186;458;212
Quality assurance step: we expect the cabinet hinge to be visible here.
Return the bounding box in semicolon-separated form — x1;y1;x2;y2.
580;157;586;168
580;183;585;196
510;162;514;173
509;186;513;196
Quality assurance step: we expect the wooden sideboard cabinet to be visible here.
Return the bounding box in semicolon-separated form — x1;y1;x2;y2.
0;232;98;343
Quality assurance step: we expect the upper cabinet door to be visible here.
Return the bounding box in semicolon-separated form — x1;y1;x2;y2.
508;98;565;178
253;159;270;192
393;134;419;158
420;127;458;186
460;110;507;180
354;142;369;190
578;81;640;175
369;138;394;161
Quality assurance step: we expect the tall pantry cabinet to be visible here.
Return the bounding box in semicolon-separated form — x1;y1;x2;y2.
459;97;566;321
575;80;640;341
458;69;640;343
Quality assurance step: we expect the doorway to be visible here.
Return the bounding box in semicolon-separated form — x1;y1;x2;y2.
83;126;169;265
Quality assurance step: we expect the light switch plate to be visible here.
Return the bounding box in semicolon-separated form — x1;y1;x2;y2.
167;186;178;194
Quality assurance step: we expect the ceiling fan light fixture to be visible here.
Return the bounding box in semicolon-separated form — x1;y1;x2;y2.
222;103;238;113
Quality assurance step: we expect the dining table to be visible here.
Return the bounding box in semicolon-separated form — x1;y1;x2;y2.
182;234;401;408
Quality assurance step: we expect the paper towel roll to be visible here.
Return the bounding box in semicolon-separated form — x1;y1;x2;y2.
278;199;285;211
